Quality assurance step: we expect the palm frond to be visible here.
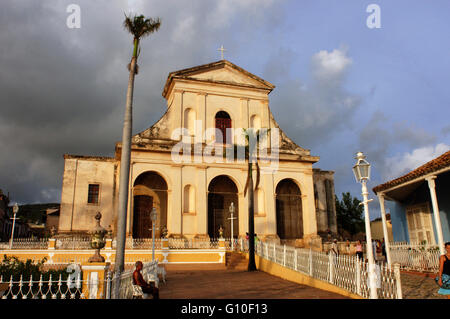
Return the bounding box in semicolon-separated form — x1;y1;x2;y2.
123;13;161;39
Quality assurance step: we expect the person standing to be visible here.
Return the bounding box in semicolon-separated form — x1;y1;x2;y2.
330;239;339;256
355;240;363;260
437;242;450;299
381;238;387;262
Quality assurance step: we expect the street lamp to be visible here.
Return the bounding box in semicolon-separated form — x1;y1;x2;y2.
150;207;158;261
352;152;378;299
9;203;19;249
228;202;237;250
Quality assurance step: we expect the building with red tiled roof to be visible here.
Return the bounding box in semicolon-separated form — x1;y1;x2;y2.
373;150;450;194
372;150;450;249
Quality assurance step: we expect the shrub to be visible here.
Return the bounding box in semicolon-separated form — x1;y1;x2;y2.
0;255;68;281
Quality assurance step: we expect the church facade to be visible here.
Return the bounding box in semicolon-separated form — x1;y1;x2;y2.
58;60;337;247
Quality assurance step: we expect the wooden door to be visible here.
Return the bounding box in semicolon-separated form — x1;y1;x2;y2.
276;180;303;239
133;195;153;238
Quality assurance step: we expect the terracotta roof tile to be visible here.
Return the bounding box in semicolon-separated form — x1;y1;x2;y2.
373;150;450;193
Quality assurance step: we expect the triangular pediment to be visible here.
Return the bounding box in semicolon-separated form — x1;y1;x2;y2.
188;65;268;87
162;60;274;98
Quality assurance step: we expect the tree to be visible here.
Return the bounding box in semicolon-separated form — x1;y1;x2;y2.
242;128;269;271
115;14;161;280
335;192;365;239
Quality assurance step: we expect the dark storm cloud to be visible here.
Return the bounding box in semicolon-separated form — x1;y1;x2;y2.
358;110;438;182
0;0;282;203
0;1;128;203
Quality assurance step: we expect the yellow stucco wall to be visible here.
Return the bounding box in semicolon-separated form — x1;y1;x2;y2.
0;249;226;265
370;220;394;241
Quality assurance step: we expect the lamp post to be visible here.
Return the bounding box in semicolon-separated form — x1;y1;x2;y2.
9;203;19;249
228;202;236;250
352;152;378;299
150;207;157;262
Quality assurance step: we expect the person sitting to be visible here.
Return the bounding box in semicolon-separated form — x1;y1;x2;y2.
436;242;450;299
133;261;159;299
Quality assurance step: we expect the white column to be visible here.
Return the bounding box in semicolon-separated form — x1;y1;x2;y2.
361;180;378;299
393;263;403;299
426;176;445;255
377;193;392;266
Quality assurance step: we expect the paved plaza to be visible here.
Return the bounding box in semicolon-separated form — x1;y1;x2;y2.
400;272;447;299
158;264;349;299
156;263;448;299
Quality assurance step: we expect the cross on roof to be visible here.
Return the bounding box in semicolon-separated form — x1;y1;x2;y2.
217;45;227;60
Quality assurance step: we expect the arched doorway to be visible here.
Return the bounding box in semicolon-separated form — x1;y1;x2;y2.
208;175;239;239
133;171;168;239
276;179;303;239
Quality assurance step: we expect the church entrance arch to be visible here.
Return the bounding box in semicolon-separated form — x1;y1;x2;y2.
132;171;168;239
275;179;303;239
207;175;239;239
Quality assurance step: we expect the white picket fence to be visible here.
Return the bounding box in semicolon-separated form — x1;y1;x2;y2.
0;238;49;250
56;237;91;250
124;238;239;250
389;242;440;272
0;260;159;299
0;271;87;299
246;241;402;299
0;237;240;250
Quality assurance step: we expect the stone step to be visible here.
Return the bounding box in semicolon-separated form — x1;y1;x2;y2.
226;252;247;270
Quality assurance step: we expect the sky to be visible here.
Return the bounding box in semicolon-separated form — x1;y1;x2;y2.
0;0;449;220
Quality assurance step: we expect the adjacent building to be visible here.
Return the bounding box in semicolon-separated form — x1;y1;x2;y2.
373;150;450;249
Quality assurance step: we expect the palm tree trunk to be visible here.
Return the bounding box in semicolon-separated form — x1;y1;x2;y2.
114;39;138;296
247;161;257;271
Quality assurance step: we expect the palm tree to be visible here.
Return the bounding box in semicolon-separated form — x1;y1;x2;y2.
114;14;161;290
243;128;269;271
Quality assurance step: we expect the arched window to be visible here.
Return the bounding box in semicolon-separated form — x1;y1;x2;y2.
250;114;261;131
183;184;196;213
184;108;196;136
215;111;231;143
